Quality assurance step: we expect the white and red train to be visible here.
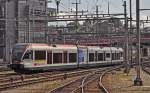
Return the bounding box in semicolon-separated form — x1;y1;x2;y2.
10;43;124;72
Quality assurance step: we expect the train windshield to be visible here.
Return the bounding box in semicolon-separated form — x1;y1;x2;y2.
12;44;27;61
23;50;33;61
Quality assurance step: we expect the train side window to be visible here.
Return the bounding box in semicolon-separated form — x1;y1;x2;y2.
118;53;121;59
63;51;68;63
118;53;120;60
112;53;115;60
143;48;148;57
106;53;110;58
23;50;33;60
35;51;46;60
115;53;117;60
47;51;52;64
53;53;62;64
116;53;118;60
120;52;123;57
89;53;94;62
69;53;77;63
98;53;104;61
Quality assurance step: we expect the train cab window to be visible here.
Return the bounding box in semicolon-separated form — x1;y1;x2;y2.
23;50;33;60
69;53;77;63
98;53;104;61
106;53;110;58
35;51;46;60
89;53;94;62
53;53;62;64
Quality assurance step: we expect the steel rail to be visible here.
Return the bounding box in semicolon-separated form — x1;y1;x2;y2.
47;67;107;93
47;66;120;93
99;65;123;93
0;67;103;91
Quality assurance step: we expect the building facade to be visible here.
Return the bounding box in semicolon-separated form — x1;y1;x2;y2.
0;0;56;63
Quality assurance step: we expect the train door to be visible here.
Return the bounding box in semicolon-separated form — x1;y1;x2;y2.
78;49;84;64
103;52;106;61
63;51;68;63
98;52;104;62
47;51;52;64
34;51;46;66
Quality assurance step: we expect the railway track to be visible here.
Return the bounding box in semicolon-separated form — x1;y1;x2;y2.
0;66;12;72
0;68;102;84
47;66;122;93
0;67;111;91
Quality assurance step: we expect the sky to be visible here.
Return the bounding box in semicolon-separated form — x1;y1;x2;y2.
48;0;150;26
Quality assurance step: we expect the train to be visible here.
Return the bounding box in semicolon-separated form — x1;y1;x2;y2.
10;43;124;72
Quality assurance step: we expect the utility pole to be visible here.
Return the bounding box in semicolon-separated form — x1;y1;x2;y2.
27;0;31;43
55;0;61;14
123;1;129;73
134;0;143;86
72;0;80;33
129;0;133;67
96;5;98;46
55;0;61;44
32;3;35;43
45;0;48;43
4;0;8;62
108;1;110;15
75;0;78;34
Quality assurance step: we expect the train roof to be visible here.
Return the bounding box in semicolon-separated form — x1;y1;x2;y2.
101;47;122;52
14;43;123;51
29;44;77;50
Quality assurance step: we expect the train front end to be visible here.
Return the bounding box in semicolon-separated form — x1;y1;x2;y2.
10;43;28;71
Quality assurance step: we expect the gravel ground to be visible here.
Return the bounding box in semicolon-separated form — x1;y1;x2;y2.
2;67;150;93
103;68;150;93
1;76;81;93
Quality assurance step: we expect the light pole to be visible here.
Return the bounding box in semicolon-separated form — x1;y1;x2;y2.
134;0;143;86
